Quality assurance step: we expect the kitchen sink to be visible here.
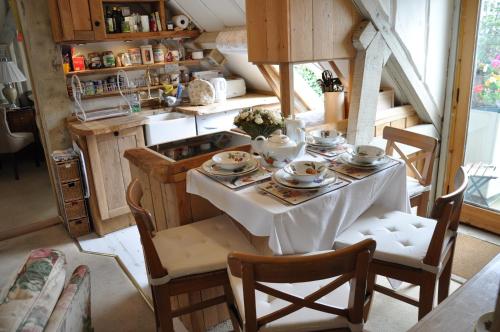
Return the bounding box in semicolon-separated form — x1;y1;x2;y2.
144;111;197;145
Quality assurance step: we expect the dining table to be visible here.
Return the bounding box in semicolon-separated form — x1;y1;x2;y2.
187;153;411;255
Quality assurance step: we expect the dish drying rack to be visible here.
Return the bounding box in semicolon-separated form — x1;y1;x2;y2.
71;70;140;122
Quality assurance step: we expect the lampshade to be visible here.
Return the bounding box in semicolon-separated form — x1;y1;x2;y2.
0;60;27;84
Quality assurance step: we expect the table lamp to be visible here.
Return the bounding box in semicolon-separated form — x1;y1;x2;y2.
0;58;27;108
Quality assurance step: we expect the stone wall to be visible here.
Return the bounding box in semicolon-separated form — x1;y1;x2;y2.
15;0;73;153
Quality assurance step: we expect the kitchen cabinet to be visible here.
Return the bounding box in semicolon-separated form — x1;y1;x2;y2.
68;117;145;235
87;126;144;220
48;0;105;42
48;0;199;43
246;0;362;63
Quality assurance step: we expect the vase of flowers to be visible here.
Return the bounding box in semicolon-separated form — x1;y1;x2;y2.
234;107;284;153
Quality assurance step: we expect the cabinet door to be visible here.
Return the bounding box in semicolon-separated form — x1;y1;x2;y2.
48;0;104;42
87;127;145;220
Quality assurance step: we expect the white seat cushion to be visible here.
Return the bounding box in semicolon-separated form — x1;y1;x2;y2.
407;176;431;198
229;272;357;332
334;205;450;273
152;214;258;279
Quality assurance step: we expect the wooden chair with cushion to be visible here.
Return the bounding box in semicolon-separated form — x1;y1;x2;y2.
227;239;377;332
383;126;438;217
126;179;258;332
334;167;468;320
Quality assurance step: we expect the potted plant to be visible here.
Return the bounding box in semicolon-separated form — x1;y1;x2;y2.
317;73;345;123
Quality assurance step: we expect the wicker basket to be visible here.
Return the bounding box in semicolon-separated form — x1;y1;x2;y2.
61;180;83;202
64;199;86;220
67;217;91;237
56;160;81;183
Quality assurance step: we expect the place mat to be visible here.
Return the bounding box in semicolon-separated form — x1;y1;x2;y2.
307;143;348;158
197;166;273;190
327;155;400;180
258;178;350;205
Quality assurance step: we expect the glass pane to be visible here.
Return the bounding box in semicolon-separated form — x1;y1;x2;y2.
464;0;500;212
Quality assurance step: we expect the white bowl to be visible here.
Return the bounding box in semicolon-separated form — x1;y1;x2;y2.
283;160;327;183
351;145;385;164
307;128;341;145
212;151;252;170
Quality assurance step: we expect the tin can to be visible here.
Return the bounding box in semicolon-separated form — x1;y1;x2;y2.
88;52;101;69
153;44;165;63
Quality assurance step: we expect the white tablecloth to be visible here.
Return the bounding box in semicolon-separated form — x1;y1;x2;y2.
187;161;410;255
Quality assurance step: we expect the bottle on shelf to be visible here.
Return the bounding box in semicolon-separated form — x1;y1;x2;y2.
112;7;123;33
105;7;114;33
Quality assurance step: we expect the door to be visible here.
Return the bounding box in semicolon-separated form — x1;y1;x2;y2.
447;0;500;233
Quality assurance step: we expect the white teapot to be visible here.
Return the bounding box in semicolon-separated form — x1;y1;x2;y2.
253;130;306;167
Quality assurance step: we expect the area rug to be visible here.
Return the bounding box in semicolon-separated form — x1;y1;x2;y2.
452;233;500;279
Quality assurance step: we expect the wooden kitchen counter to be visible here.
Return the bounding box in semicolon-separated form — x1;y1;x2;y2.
175;93;279;115
67;113;148;136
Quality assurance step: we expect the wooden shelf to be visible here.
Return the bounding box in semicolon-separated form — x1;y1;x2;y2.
75;85;162;100
102;30;200;41
66;60;200;77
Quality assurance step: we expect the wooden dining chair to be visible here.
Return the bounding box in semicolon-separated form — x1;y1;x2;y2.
126;179;258;332
383;126;438;217
226;239;377;332
334;167;468;320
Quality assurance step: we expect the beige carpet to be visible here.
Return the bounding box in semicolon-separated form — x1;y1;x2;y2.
452;233;500;279
0;160;58;234
0;225;156;332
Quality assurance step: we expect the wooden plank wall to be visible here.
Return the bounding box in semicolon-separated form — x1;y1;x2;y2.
246;0;362;63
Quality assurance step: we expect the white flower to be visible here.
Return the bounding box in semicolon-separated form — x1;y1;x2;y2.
255;116;263;124
240;111;248;119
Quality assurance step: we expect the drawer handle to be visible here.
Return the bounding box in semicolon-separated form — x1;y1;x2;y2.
94;20;101;27
75;220;82;225
68;183;76;188
114;131;119;137
71;201;78;206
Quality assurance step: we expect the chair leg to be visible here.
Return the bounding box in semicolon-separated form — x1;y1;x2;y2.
363;270;376;322
416;191;430;217
438;255;453;304
224;283;241;332
418;273;436;320
12;153;19;180
156;285;174;332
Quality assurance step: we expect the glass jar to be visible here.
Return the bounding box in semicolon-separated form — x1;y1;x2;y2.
102;51;116;68
153;44;166;63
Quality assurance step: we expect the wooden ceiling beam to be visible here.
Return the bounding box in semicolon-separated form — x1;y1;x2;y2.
352;0;442;133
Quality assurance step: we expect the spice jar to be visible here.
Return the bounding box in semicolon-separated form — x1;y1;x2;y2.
153;44;166;63
140;45;154;65
119;52;132;67
128;48;142;65
102;51;116;68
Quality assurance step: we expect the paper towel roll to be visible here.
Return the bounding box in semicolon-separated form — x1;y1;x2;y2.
172;15;189;29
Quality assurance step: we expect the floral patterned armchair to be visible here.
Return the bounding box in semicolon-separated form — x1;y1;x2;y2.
0;249;91;332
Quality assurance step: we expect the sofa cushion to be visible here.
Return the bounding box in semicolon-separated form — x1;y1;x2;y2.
0;249;66;332
45;265;91;332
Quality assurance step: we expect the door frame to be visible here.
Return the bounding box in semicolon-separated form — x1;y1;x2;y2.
444;0;500;234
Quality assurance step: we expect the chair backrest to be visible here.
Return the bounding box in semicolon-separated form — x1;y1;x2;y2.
383;126;438;186
228;239;376;331
0;108;16;153
423;167;468;267
126;179;168;280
